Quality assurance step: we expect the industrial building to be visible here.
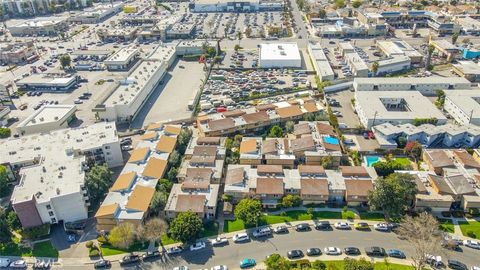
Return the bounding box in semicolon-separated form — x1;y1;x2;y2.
452;61;480;82
354;91;447;129
16;105;77;135
71;2;124;24
103;46;140;71
353;77;471;95
308;43;334;81
444;90;480;126
374;55;411;76
15;73;80;92
259;43;301;68
8;16;69;36
344;52;369;77
455;16;480;36
3;122;122;228
376;40;423;64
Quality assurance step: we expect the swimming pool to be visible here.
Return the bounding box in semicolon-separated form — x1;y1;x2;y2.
324;136;340;145
365;156;381;167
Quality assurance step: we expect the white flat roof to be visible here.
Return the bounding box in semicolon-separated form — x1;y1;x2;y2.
260;43;301;61
445;90;480;119
453;61;480;75
11;16;68;28
17;73;76;86
345;52;368;71
17;105;76;128
104;46;138;64
354;76;471;85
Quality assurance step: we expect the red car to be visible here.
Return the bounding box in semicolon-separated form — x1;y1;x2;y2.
367;131;375;139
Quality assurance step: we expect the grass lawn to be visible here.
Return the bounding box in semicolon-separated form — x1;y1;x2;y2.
458;220;480;239
394;158;412;168
201;221;219;237
32;241;58;258
341;210;356;219
100;241;148;256
359;211;385;221
161;234;178;246
0;236;32;257
323;260;413;270
438;219;455;233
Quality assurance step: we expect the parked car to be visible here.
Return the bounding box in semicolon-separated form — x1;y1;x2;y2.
190;241;206;251
295;223;311;232
273;225;289;234
324;247;342;255
448;260;467;270
365;246;386;257
233;233;249;243
239;258;256;268
119;255;140;265
344;247;361;255
287;249;304;259
211;237;228;246
334;222;351;230
9;260;27;269
211;265;228;270
173;266;189;270
142;251;161;260
252;227;272;238
387;249;406;259
314;221;332;230
463;239;480;249
93;259;111;269
166;246;183;255
354;222;370;230
373;223;390;232
306;248;322;256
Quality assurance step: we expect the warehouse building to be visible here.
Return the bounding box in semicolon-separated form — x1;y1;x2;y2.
259;43;301;68
71;2;124;24
8;16;69;36
452;61;480;82
374;55;411;76
3;122;122;228
16;105;77;135
376;40;423;64
103;46;140;71
444;90;480;126
355;91;447;129
344;52;369;77
308;43;334;81
15;73;80;92
353;77;471;95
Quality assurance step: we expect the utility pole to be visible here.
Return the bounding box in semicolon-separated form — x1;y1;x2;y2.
371;111;378;128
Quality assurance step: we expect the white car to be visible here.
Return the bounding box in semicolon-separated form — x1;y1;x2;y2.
252;227;272;238
8;260;27;268
211;237;228;246
173;267;189;270
324;247;342;255
463;239;480;249
374;223;390;232
233;232;249;243
190;241;206;251
166;246;183;255
211;266;228;270
334;222;351;230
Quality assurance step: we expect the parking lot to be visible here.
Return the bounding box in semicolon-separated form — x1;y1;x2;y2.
324;44;381;79
325;90;360;129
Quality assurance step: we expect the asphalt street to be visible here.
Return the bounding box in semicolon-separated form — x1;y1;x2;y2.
62;226;479;270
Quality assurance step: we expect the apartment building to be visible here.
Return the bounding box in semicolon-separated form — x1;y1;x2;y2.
373;123;480;149
197;98;323;136
451;61;480;82
2;122;122;228
165;181;219;220
423;150;456;175
16;105;77;135
444;90;480;126
95;124;180;231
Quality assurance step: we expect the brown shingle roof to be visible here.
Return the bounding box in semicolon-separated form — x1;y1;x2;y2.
197;137;221;145
146;122;162;131
140;132;158;141
185;168;213;182
155;135;177;153
424;150;454;168
300;179;329;196
193;145;217;156
142;158;167;179
223;109;246;118
128;147;150;163
340;166;369;177
240;139;258;154
293;123;311;136
257;164;283;175
182;178;210;190
290;136;315;152
190;154;216;165
256;178;284;195
126;185;155;212
262;139;278;155
453;150;480;169
345;180;373;197
95;203;118;217
316;123;335;136
225;167;245;185
242;111;270;124
428;174;454;194
276;106;303;118
111;172;136;191
298;165;325;176
303;102;319;113
208;118;235;131
175;194;206;213
256;104;277;111
164;125;181;135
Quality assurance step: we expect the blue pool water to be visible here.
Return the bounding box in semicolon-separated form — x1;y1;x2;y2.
324;136;340;145
365;156;381;167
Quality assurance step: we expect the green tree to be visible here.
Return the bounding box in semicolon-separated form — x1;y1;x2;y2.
6;211;20;230
264;253;291;270
169;211;203;243
404;141;422;162
372;61;379;75
352;0;362;8
137;218;168;247
335;0;345;8
0;209;12;241
177;128;192;154
109;223;135;249
344;258;374;270
234;198;262;227
167;167;178;181
59;54;71;69
311;260;327;270
0;127;11;138
149;189;168;215
320;156;335;169
281;194;301;208
318;8;326;18
0;165;9;197
268;125;284;138
434;89;445;108
158;178;173;193
451;32;459;44
425;44;435;71
234;44;241;52
85;165;112;207
284;121;294;134
368;173;417;221
168;150;180;167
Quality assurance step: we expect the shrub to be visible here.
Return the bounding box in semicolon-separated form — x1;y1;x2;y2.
280;211;287;216
451;210;464;218
22;224;50;240
89;248;100;257
85;241;94;249
469;208;479;216
466;230;476;238
307;208;314;216
97;235;108;244
441;211;452;218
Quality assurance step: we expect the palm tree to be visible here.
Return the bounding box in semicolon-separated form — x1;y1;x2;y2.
372;61;379;76
425;44;435;71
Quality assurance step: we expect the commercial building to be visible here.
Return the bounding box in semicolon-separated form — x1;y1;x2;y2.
103;47;140;71
355;91;447;129
374;55;411;76
15;73;80;92
452;61;480;82
0;105;11;126
372;123;480;149
3;122;122;228
444;90;480;126
429;39;460;62
338;42;355;56
16;105;77;135
191;0;284;12
344;52;369;77
197;98;323;136
259;43;301;68
376;40;423;64
94;45;176;123
353;77;471;95
8;16;69;36
308;43;334;82
96;27;139;42
0;41;37;64
71;2;124;24
95;124;180;231
455;16;480;36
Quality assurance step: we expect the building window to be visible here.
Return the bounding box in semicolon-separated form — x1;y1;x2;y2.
46;205;51;210
105;146;110;149
51;218;57;223
48;211;54;216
